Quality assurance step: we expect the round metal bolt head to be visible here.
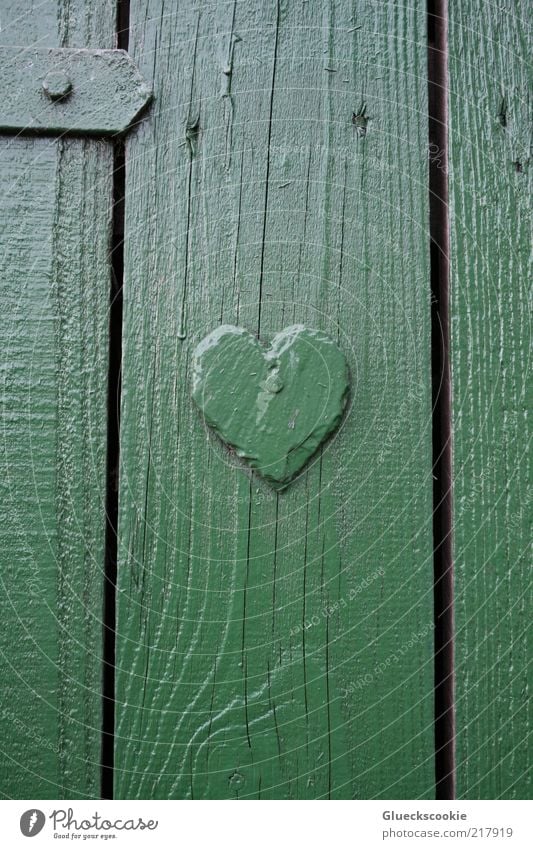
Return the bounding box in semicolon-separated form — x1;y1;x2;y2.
42;70;72;101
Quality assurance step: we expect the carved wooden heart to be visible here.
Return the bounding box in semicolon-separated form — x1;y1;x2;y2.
192;325;349;487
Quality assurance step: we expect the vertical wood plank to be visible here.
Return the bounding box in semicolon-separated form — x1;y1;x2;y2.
116;0;435;799
449;1;531;799
0;2;114;797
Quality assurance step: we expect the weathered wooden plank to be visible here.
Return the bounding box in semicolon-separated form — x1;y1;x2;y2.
116;0;435;799
0;1;114;798
449;2;532;799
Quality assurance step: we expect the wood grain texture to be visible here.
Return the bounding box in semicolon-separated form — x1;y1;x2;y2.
116;0;435;799
0;1;114;798
449;1;532;799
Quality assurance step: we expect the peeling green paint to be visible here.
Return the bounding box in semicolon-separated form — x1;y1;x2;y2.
192;325;349;487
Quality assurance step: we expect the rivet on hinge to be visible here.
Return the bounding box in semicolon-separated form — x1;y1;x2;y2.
42;71;73;102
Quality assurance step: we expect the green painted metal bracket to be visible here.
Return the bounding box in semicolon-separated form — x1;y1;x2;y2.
0;47;153;136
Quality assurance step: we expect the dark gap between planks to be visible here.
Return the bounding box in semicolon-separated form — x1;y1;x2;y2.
428;0;456;799
101;0;130;802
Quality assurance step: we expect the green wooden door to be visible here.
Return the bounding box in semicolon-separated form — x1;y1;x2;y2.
114;0;435;800
449;0;532;799
0;0;530;802
0;0;113;797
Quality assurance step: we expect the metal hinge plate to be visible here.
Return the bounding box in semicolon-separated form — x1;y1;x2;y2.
0;47;152;136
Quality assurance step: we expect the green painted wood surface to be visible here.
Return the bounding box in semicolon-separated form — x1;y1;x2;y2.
116;0;435;799
449;3;532;799
0;1;114;798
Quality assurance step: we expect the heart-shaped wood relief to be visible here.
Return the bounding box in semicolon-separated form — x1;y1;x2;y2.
192;325;349;487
